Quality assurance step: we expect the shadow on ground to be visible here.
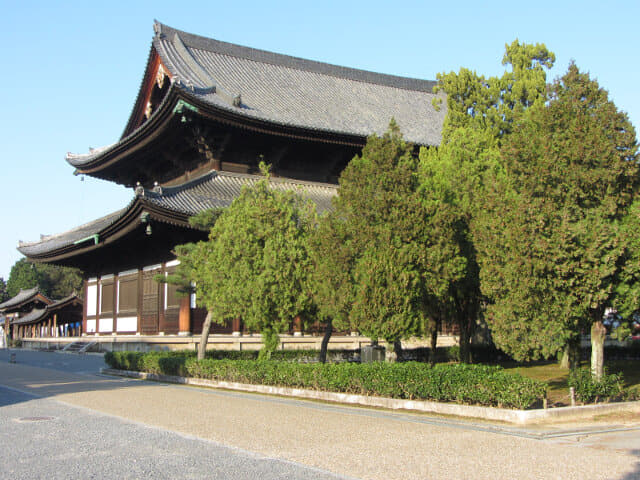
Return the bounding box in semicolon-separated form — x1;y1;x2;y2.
0;348;150;408
618;449;640;480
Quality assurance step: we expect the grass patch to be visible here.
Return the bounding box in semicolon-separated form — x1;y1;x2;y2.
504;360;640;406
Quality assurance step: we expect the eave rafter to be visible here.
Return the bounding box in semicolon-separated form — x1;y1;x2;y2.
25;197;199;265
71;87;367;186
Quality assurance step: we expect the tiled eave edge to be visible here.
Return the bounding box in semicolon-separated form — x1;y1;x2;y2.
100;368;640;425
22;198;196;264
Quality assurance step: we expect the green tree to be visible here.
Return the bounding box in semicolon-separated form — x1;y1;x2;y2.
0;277;9;303
419;128;496;363
614;200;640;327
420;41;554;362
434;40;555;143
333;121;465;360
182;166;314;359
6;259;39;298
160;209;223;359
307;212;355;362
6;258;83;300
476;64;638;378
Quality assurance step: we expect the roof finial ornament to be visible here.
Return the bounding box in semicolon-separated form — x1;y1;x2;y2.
152;181;163;194
134;181;144;197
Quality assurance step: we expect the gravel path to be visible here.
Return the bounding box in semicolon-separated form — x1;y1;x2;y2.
1;351;639;479
0;385;350;480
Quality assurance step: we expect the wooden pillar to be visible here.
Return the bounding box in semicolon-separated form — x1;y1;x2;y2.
137;269;143;334
178;296;191;335
293;316;303;337
112;274;119;334
82;279;88;335
232;317;243;336
94;277;101;335
53;314;58;338
158;264;166;335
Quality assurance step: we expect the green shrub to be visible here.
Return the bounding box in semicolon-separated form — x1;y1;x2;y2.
104;351;547;409
568;368;624;403
104;349;359;367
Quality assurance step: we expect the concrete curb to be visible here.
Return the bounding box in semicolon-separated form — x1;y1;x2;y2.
101;368;640;425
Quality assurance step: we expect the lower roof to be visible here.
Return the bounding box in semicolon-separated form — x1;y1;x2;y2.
0;287;52;312
18;170;337;263
11;294;83;326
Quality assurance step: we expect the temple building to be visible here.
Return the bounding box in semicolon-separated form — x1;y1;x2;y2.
17;22;449;350
0;288;83;345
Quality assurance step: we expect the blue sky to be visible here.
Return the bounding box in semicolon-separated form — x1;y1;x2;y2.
1;0;638;281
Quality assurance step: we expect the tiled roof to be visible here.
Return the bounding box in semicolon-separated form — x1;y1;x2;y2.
17;210;127;258
67;22;444;167
144;170;336;214
154;22;444;144
0;287;49;311
12;308;47;326
12;294;82;326
18;170;336;258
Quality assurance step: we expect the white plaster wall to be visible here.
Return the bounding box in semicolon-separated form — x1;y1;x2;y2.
86;319;97;333
116;317;137;332
99;317;113;333
86;285;97;316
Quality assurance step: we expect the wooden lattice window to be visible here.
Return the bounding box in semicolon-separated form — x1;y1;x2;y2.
100;280;114;315
142;271;160;315
118;276;138;315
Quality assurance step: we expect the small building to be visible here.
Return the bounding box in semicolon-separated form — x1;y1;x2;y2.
17;22;454;350
10;294;83;339
0;288;83;344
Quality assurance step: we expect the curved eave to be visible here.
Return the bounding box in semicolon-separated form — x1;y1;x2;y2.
48;295;84;312
0;294;52;313
69;85;371;181
20;197;198;265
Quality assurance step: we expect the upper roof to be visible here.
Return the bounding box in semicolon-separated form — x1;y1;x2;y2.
66;22;444;170
18;170;337;261
0;287;52;312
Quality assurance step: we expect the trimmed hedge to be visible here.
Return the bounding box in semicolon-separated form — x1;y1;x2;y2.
568;368;625;403
104;351;546;409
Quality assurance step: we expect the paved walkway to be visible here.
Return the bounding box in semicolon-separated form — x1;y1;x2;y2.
1;350;639;479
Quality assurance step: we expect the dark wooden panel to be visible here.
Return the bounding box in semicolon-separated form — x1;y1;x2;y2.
190;307;234;335
119;277;138;314
100;281;114;315
162;307;180;335
165;282;180;309
141;271;159;334
141;315;158;335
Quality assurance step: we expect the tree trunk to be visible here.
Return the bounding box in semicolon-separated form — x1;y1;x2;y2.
384;339;401;362
429;326;438;366
591;320;606;380
458;319;472;364
560;336;581;370
318;320;333;363
393;340;403;362
197;311;213;360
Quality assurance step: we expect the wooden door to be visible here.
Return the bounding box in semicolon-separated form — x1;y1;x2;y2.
141;270;160;335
